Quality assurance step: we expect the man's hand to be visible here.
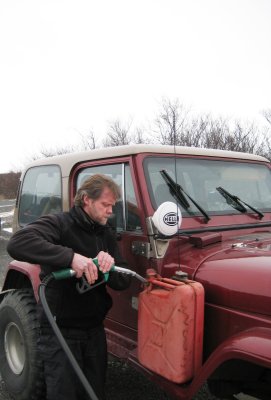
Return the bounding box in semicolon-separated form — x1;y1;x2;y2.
71;252;114;284
71;253;98;284
96;251;115;273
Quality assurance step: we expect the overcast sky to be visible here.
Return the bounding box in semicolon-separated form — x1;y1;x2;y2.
1;0;271;173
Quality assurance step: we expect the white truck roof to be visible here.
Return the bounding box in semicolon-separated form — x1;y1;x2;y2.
23;144;269;177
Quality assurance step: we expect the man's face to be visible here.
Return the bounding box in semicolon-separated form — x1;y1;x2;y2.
83;187;116;225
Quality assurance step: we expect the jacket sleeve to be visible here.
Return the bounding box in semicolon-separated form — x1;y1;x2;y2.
105;228;132;291
6;214;74;269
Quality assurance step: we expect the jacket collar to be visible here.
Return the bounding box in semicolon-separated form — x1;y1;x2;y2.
71;206;108;233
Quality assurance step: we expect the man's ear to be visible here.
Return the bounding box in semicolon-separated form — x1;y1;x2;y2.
82;194;90;206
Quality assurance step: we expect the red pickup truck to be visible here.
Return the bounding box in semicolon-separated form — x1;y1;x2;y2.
0;144;270;400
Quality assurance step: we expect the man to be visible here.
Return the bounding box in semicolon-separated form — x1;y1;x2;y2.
7;174;131;400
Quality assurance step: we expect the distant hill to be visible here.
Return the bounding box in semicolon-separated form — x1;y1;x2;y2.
0;172;21;199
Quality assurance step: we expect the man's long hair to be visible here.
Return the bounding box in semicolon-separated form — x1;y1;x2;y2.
74;174;121;207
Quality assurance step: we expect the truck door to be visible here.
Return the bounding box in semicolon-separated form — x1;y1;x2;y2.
74;161;148;339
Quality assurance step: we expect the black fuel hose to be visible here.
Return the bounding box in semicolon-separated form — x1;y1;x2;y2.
38;272;99;400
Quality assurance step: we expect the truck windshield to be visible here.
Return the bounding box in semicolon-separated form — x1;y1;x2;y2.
144;157;271;217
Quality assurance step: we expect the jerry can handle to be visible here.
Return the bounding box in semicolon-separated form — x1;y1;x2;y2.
148;277;183;290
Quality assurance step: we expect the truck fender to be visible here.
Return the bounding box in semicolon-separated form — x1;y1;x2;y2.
188;327;271;397
2;260;41;302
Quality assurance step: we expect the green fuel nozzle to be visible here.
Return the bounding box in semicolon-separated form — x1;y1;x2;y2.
52;269;76;280
91;257;110;282
51;258;105;281
51;257;147;294
92;258;147;283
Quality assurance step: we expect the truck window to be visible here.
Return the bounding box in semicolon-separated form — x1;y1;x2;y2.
76;163;142;232
18;165;62;225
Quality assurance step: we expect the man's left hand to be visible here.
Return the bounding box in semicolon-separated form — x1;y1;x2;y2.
96;251;114;273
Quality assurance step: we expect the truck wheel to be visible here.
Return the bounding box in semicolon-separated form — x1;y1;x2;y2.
0;289;45;400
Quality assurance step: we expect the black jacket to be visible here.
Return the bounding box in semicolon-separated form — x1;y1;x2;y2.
7;206;131;328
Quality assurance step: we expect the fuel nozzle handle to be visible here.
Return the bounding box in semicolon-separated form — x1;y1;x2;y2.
91;257;110;282
92;258;147;283
51;258;106;281
51;258;147;289
52;269;76;280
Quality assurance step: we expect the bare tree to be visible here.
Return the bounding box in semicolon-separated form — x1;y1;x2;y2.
25;99;271;165
30;144;77;161
103;119;132;147
153;98;190;145
104;119;151;147
153;97;270;158
178;114;210;147
80;130;98;150
131;127;150;144
41;145;77;157
262;109;271;125
0;172;21;199
256;111;271;159
198;117;261;153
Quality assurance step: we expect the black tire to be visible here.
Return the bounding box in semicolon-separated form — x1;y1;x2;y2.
0;289;45;400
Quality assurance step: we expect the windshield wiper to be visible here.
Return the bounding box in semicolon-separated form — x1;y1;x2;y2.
160;170;190;209
160;170;211;223
216;186;264;219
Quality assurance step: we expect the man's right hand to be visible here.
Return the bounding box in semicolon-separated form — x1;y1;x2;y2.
71;253;98;284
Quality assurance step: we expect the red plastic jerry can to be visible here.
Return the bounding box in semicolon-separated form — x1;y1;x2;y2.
138;277;204;383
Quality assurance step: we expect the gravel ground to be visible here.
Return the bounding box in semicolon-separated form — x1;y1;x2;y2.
0;199;217;400
0;359;215;400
